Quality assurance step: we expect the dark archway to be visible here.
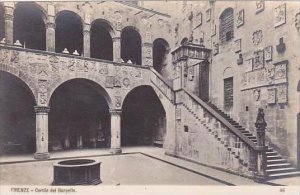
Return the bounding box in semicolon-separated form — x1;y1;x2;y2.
121;27;141;65
122;86;166;146
13;2;46;50
0;4;4;41
55;11;83;54
0;71;36;155
153;38;169;74
90;19;113;61
49;79;110;151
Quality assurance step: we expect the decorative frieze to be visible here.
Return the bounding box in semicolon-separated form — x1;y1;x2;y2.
274;3;286;28
115;96;122;107
241;61;287;90
38;80;48;105
236;9;244;28
252;30;263;45
122;78;131;88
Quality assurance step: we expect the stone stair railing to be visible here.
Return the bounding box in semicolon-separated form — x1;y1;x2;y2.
150;68;175;103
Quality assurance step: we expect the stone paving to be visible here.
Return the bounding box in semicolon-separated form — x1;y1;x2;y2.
0;147;298;186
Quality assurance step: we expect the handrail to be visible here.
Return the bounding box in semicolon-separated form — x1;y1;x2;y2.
150;68;174;89
183;88;260;151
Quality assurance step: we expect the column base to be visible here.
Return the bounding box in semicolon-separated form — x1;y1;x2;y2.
34;152;50;160
110;148;122;154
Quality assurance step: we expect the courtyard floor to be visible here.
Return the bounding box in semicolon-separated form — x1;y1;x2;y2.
0;147;299;186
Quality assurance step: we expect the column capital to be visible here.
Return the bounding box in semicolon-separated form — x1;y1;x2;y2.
112;37;121;42
34;106;51;114
46;22;56;29
4;14;14;21
109;109;122;115
143;42;153;47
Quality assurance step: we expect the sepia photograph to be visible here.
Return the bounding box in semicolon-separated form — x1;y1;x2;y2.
0;0;299;194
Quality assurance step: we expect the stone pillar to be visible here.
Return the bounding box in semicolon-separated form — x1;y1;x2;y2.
3;3;14;45
34;106;50;160
46;21;55;52
142;42;153;67
112;37;121;62
83;23;91;57
46;4;55;52
110;109;122;154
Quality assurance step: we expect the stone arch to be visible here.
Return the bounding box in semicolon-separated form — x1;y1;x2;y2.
121;84;167;146
153;38;170;74
48;77;112;109
181;37;188;45
0;70;37;154
121;26;142;65
0;69;37;104
13;2;47;50
91;18;115;38
14;2;48;23
219;7;234;43
48;78;112;150
223;66;233;78
55;10;84;54
90;19;114;61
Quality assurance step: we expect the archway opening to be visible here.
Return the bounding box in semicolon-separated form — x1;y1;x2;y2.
121;27;141;65
0;71;36;155
90;20;113;61
13;2;46;50
55;11;83;55
0;4;4;41
49;79;110;151
153;38;169;74
122;86;166;146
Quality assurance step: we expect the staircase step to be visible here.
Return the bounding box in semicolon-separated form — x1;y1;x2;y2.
267;163;292;169
267;159;287;164
268;171;300;179
266;151;277;155
267;156;283;160
266;167;296;173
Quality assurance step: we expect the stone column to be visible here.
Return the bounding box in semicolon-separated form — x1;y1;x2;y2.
142;42;153;67
46;21;55;52
110;109;122;154
34;106;50;160
83;23;91;57
46;4;55;52
112;37;121;62
3;3;14;45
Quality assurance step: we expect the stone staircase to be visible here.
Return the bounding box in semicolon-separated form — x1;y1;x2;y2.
206;101;300;180
150;68;300;180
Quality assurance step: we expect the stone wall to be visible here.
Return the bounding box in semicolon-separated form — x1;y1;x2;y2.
168;1;300;165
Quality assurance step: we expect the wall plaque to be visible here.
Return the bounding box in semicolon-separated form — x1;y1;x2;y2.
253;50;264;70
264;46;273;62
274;3;286;27
236;9;244;28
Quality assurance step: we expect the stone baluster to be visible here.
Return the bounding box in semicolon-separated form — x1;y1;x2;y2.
110;109;122;154
3;3;14;45
34;106;50;160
